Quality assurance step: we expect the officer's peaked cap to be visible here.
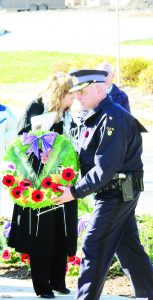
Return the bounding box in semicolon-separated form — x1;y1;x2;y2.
69;69;108;93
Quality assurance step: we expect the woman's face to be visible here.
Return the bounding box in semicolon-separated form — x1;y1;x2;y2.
61;93;75;111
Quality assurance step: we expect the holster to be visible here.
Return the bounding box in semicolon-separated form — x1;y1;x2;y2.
119;172;144;202
120;172;134;201
96;172;144;202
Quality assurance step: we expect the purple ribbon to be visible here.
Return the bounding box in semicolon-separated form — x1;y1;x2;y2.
3;220;11;239
23;132;57;160
77;214;91;236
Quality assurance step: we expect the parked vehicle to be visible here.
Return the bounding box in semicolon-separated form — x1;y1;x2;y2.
0;0;65;11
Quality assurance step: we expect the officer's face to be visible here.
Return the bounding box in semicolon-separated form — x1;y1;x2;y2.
75;84;101;111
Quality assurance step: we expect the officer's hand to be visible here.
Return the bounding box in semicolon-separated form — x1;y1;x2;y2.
51;186;75;205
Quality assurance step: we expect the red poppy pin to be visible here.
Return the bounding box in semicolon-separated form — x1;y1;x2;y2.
84;130;89;137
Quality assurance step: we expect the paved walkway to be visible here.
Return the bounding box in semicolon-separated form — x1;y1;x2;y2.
0;277;130;300
0;9;153;60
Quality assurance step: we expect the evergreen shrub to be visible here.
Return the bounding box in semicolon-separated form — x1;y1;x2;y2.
52;56;116;75
51;56;153;93
138;63;153;94
120;57;150;86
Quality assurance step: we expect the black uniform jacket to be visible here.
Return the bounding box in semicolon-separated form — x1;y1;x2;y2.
71;95;146;200
8;98;78;257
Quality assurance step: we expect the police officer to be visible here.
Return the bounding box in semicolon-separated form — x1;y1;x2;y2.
97;62;131;112
52;69;153;300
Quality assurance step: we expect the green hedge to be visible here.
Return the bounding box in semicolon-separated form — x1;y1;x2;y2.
138;63;153;94
0;51;153;93
120;57;150;86
51;56;117;74
52;56;153;93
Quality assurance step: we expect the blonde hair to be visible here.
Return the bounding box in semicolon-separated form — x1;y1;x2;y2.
40;73;73;121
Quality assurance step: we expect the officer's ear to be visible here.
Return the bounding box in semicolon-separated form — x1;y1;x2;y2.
96;85;102;95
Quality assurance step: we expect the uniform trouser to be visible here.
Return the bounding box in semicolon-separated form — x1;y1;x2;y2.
75;187;153;300
29;249;67;295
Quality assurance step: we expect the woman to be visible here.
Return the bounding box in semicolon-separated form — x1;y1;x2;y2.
8;73;78;299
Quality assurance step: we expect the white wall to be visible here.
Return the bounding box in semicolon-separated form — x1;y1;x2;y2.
110;0;130;6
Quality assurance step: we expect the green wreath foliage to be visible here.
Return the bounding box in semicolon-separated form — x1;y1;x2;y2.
1;130;80;210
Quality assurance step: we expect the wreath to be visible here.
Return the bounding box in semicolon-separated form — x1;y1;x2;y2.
1;130;80;210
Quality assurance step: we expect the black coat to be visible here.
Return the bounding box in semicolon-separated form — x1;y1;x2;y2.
8;98;78;257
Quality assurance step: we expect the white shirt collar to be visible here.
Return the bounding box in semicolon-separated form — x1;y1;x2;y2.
107;84;113;94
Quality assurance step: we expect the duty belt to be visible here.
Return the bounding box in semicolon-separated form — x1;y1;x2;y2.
96;172;144;197
96;184;118;194
96;173;127;194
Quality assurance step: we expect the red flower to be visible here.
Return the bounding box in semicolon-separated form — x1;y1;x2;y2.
2;249;11;260
31;190;43;202
21;253;30;264
12;186;23;199
68;255;81;266
68;255;76;264
62;168;75;181
84;130;89;137
2;175;15;187
41;177;53;189
75;257;81;266
52;183;63;193
20;179;32;189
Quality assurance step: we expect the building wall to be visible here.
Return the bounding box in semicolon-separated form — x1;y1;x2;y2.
87;0;109;6
110;0;130;6
67;0;109;6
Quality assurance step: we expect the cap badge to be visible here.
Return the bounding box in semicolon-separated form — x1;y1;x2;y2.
109;116;113;120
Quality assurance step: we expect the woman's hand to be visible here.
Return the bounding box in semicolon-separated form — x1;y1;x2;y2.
40;148;52;164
